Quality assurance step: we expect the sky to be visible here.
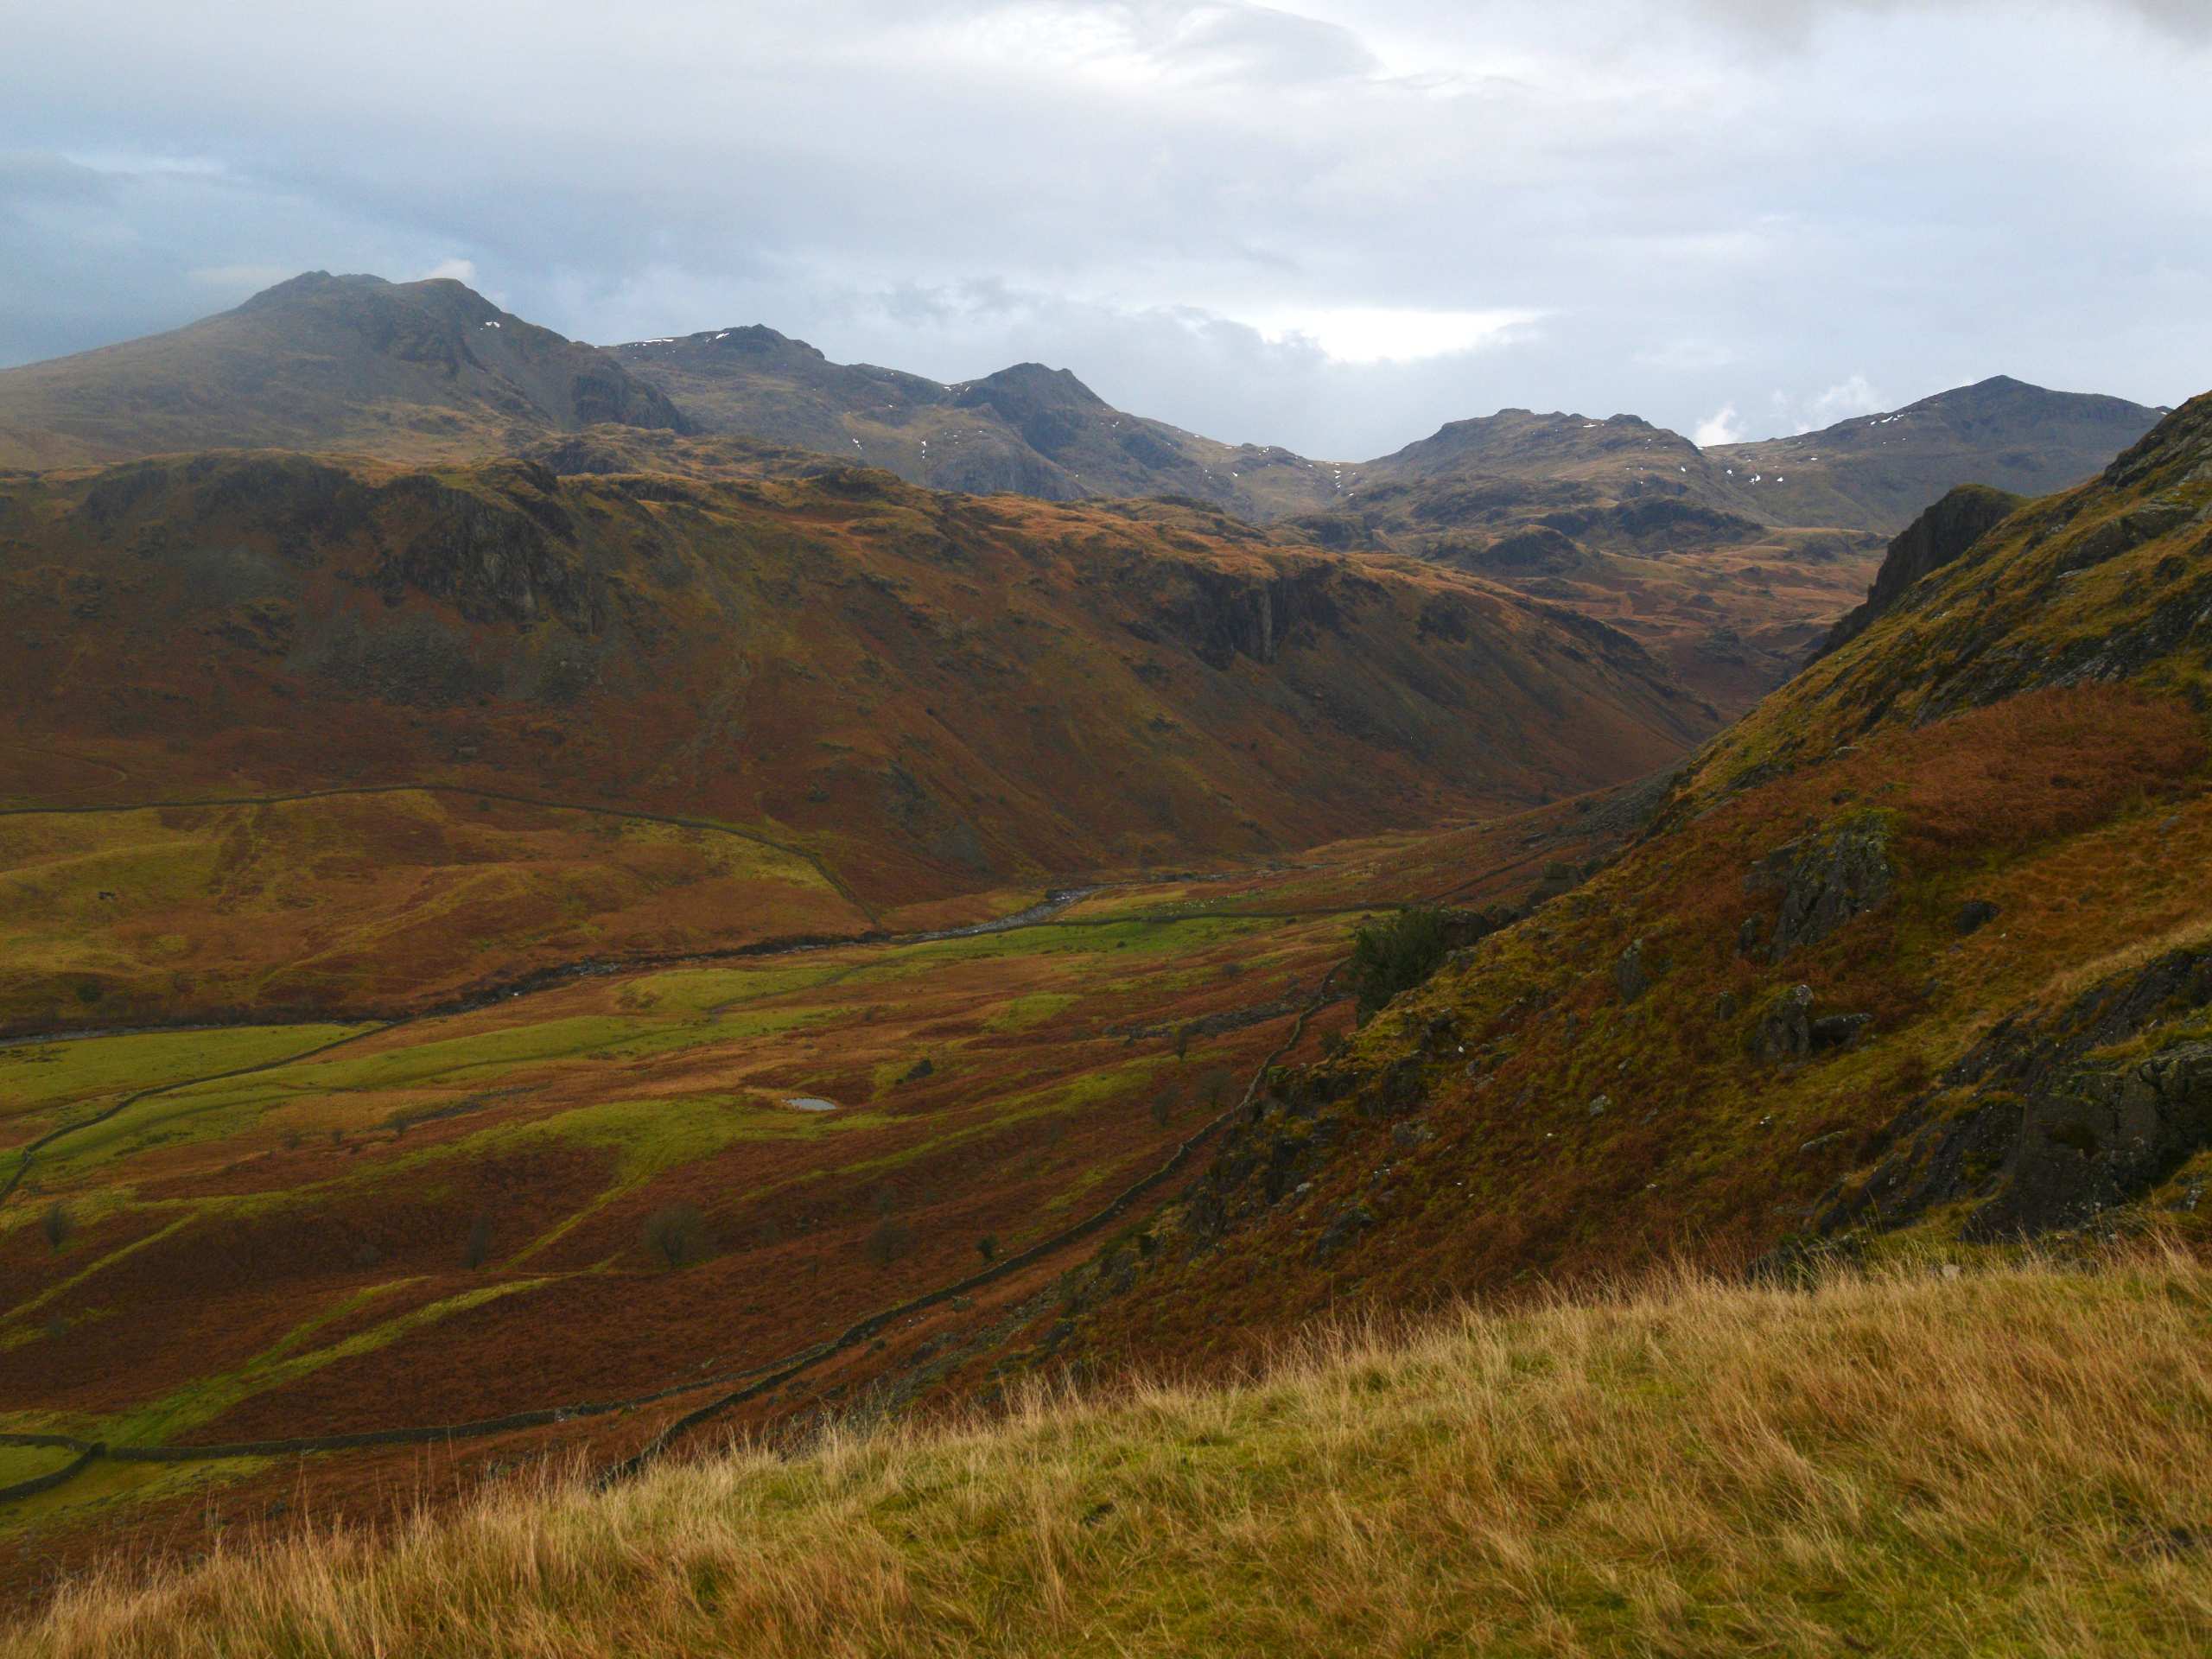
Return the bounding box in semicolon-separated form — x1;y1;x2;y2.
3;0;2209;458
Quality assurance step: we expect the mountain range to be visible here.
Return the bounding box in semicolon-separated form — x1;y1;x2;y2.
0;274;2167;708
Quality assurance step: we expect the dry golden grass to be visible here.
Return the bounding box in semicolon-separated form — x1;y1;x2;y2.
16;1255;2212;1657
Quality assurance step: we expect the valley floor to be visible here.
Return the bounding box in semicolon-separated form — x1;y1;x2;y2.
12;1254;2211;1657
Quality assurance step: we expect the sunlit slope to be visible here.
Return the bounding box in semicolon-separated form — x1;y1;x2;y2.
14;1259;2212;1658
0;452;1713;914
0;790;867;1034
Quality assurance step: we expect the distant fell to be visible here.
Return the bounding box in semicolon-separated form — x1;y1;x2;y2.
0;272;690;468
1707;375;2162;532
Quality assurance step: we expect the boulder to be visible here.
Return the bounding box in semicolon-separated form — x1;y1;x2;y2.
1614;938;1651;1002
1760;815;1894;961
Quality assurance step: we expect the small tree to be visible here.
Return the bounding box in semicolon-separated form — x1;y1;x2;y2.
864;1217;917;1268
462;1215;493;1270
1348;907;1454;1020
41;1202;73;1253
1194;1066;1236;1111
643;1201;713;1269
1149;1090;1176;1128
976;1233;999;1264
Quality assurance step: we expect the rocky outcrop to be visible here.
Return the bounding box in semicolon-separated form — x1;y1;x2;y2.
373;471;603;631
1816;484;2023;658
1821;946;2212;1240
1147;561;1370;670
1750;984;1869;1063
1749;813;1895;962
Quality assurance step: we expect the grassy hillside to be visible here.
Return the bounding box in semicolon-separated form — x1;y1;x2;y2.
0;789;1628;1598
0;790;868;1036
0;275;687;469
12;1256;2212;1656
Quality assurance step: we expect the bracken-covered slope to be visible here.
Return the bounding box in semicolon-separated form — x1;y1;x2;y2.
1032;391;2212;1379
613;327;2159;709
0;275;690;469
0;450;1711;918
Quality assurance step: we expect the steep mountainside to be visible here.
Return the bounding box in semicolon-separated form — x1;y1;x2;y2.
0;275;689;468
1021;391;2212;1381
0;451;1711;920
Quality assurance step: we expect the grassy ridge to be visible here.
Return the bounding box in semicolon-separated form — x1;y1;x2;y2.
14;1255;2212;1656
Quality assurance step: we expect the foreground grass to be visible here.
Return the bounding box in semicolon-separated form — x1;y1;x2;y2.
16;1257;2212;1657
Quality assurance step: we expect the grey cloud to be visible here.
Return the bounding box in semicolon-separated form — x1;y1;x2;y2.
1690;0;2212;41
2;0;2207;452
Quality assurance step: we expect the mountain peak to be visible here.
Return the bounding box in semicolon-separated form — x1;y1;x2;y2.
952;362;1107;413
0;268;689;466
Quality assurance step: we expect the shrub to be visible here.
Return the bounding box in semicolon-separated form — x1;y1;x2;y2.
462;1216;493;1270
643;1202;714;1269
41;1202;73;1252
976;1233;999;1264
865;1217;917;1268
1348;907;1454;1018
1149;1090;1177;1128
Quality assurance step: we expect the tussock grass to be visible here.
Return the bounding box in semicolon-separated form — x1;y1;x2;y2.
16;1255;2212;1656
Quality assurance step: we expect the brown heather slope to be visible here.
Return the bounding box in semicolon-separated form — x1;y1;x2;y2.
1022;391;2212;1381
0;274;688;469
0;448;1710;1026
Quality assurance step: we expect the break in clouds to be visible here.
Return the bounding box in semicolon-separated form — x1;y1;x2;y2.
3;0;2208;456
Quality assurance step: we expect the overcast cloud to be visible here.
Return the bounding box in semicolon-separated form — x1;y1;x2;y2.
3;0;2208;456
